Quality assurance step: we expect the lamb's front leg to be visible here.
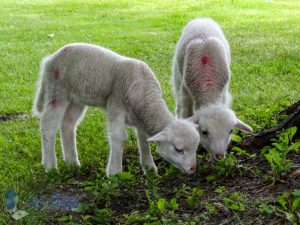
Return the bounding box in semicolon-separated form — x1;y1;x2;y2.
106;113;127;176
136;129;158;174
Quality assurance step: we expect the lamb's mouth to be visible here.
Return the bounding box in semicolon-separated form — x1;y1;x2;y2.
164;159;190;174
210;152;226;162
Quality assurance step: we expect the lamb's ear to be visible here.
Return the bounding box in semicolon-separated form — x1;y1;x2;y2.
188;122;199;129
235;119;253;133
147;131;170;142
187;114;200;125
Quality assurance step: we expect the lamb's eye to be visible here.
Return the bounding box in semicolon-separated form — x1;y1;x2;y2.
202;130;209;136
174;147;184;154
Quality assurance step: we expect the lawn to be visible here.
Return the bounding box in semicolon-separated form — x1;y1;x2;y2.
0;0;300;224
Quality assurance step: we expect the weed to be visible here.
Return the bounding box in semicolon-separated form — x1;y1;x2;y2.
223;192;247;212
260;189;300;225
187;187;204;207
206;154;244;182
230;132;243;143
163;164;181;178
262;127;300;182
78;170;137;223
57;214;75;223
168;198;179;211
214;186;228;196
231;146;253;158
83;174;120;207
173;184;191;198
123;211;157;224
205;201;218;216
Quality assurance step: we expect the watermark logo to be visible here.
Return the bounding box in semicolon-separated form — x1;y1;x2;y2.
28;193;80;210
4;188;81;220
4;188;27;220
5;188;18;212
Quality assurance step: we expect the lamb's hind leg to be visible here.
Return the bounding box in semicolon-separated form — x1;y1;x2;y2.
176;85;194;118
41;100;69;172
106;111;127;176
60;101;86;166
136;129;157;174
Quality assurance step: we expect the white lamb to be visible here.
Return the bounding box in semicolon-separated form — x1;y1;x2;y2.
172;18;252;161
33;43;200;175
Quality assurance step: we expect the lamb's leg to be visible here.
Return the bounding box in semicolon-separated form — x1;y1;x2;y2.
136;129;158;174
106;113;127;176
41;101;69;172
176;85;194;118
60;101;86;166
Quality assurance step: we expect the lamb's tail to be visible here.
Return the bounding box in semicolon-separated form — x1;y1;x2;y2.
32;56;51;117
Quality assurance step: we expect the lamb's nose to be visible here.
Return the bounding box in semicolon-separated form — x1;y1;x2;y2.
190;164;196;172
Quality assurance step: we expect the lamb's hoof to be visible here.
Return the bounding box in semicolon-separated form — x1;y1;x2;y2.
44;165;58;173
142;164;158;175
64;159;81;167
43;161;58;173
106;167;122;177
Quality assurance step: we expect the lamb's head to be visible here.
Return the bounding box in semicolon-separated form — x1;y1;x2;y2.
147;120;200;174
188;104;252;161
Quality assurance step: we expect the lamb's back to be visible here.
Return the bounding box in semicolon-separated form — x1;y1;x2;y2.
45;43;130;106
176;18;230;65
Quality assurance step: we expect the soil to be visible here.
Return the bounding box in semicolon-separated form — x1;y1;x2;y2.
43;148;300;225
0;113;31;121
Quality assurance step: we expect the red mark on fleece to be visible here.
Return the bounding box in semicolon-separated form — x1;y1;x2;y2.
54;68;60;79
50;99;58;108
201;56;213;86
202;74;213;87
201;56;209;65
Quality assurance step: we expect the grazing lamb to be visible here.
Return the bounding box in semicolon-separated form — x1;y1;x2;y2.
172;18;252;161
33;43;200;175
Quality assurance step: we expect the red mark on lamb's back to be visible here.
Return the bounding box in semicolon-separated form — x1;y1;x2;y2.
54;68;60;79
202;74;213;87
50;99;58;108
200;56;213;86
201;56;209;65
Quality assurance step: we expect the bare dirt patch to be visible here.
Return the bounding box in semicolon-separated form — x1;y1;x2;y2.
0;113;31;121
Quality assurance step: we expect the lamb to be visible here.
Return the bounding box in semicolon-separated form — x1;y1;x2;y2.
172;18;252;161
32;43;200;175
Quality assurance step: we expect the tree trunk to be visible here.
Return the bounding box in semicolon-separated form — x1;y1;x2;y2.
234;100;300;151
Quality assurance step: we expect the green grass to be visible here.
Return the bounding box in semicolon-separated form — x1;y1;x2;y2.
0;0;300;224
